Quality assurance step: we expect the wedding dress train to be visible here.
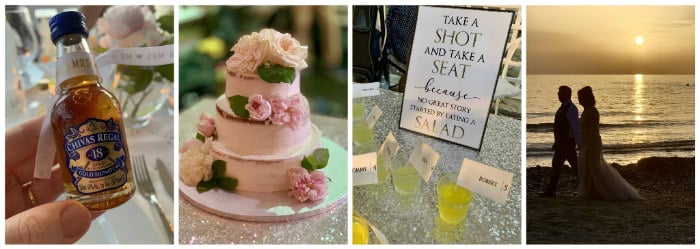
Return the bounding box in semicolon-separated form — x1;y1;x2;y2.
578;107;642;201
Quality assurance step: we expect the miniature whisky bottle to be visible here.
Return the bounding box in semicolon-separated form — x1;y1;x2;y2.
49;11;134;211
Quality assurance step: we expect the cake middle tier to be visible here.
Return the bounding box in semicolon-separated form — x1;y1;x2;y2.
211;123;322;192
215;95;311;156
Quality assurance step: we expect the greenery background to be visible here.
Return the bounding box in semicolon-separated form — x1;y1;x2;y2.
178;6;348;118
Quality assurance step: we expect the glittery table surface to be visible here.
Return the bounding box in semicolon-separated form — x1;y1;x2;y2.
179;97;348;244
353;89;521;244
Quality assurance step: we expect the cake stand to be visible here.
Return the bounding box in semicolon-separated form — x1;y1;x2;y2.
180;137;347;222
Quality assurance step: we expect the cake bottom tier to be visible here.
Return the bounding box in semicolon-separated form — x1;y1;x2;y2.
210;123;322;192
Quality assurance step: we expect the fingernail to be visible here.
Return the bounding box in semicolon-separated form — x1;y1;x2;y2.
61;203;90;239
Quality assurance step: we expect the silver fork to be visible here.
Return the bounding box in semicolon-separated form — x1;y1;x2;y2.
133;154;174;243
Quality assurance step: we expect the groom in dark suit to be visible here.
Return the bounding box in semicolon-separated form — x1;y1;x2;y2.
541;85;580;197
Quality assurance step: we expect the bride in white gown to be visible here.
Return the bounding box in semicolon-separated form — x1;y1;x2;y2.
576;86;642;201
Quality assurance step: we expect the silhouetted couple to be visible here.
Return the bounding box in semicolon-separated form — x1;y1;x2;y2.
541;86;641;201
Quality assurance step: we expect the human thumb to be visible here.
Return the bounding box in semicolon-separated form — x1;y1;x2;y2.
6;200;91;244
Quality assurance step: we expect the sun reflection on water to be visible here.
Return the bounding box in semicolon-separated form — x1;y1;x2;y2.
633;74;645;121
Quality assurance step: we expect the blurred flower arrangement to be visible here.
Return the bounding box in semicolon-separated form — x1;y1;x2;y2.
92;5;174;126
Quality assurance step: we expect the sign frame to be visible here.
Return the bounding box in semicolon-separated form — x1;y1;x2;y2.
398;6;515;150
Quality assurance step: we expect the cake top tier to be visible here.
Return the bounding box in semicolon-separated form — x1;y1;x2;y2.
226;29;308;75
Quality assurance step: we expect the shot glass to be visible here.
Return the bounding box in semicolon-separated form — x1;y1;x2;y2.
352;97;366;120
375;151;390;184
391;157;421;197
352;212;369;244
352;118;374;146
436;173;473;225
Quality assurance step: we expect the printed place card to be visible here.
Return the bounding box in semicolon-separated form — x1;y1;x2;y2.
378;132;400;161
457;158;514;205
409;140;440;182
352;82;381;99
353;152;378;186
365;105;383;129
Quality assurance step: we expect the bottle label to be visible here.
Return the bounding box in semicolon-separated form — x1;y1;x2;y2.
57;51;99;85
63;118;128;194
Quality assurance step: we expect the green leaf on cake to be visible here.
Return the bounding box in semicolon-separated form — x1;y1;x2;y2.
302;155;318;172
212;160;226;178
196;133;205;142
196;160;239;193
217;177;238;192
313;148;330;169
257;64;295;84
196;179;217;193
301;148;330;172
228;95;250;118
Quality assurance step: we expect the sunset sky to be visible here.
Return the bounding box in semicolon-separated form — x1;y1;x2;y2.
527;6;695;74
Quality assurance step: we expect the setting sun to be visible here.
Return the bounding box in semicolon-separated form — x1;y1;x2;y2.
635;35;644;46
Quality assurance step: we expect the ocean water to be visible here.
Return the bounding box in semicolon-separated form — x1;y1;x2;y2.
527;74;695;167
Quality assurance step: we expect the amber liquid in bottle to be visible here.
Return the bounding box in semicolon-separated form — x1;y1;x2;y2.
51;33;134;211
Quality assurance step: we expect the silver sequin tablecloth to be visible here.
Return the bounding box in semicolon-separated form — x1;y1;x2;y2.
179;98;348;244
353;89;521;244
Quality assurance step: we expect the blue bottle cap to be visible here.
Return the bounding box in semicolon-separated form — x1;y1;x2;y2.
49;11;88;45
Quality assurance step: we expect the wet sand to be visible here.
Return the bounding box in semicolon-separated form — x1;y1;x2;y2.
526;157;694;244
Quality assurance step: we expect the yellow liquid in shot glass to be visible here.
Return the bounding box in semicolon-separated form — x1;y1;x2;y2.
352;219;369;244
393;165;420;196
353;121;373;145
437;183;472;225
352;101;365;120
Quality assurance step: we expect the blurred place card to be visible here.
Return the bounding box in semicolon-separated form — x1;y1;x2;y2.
398;6;514;150
409;140;440;182
353;152;378;186
378;132;400;161
457;158;513;205
365;105;383;129
352;82;380;98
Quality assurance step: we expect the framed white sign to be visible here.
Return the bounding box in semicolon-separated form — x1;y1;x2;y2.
399;6;514;150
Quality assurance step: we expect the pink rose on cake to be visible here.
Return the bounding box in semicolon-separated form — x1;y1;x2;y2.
259;29;308;69
287;167;328;202
95;6;165;49
245;94;272;121
196;113;216;137
227;33;265;73
179;137;214;186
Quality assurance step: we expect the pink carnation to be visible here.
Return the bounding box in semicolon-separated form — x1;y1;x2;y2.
196;113;216;137
269;95;290;125
287;167;328;202
268;94;308;130
245;94;272;121
269;95;289;114
286;105;308;130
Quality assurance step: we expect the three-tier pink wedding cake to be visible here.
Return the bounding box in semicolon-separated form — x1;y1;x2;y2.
180;29;329;203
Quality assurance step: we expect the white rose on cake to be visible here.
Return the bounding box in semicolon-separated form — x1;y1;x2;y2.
259;29;308;69
179;137;214;186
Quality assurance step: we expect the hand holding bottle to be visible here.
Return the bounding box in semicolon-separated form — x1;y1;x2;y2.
5;115;94;244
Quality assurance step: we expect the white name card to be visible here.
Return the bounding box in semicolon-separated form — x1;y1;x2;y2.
353;152;378;186
378;132;400;161
409;140;440;182
365;105;383;129
352;82;380;99
457;158;513;205
398;6;514;150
